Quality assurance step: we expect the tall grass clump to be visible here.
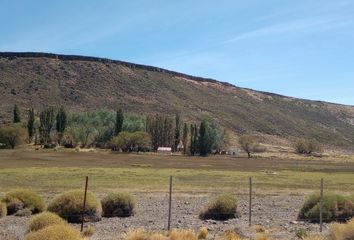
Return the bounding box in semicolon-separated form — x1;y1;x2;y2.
25;224;83;240
0;202;7;217
199;194;238;220
28;212;66;232
2;189;45;215
329;218;354;240
47;189;102;223
101;192;136;217
298;192;354;223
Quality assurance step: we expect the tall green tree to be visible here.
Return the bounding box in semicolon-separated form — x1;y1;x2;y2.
27;108;35;142
39;107;55;144
114;109;124;136
13;104;21;123
182;123;188;154
56;107;67;144
146;115;174;151
173;113;181;152
198;120;219;156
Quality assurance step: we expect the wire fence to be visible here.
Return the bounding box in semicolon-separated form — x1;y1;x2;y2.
64;175;351;234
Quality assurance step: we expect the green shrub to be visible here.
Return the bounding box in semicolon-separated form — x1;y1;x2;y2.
298;192;354;223
0;202;7;218
28;212;66;232
47;189;102;223
25;224;83;240
101;192;136;217
2;189;45;215
199;194;238;220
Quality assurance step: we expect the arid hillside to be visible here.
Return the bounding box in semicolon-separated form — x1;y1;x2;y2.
0;52;353;148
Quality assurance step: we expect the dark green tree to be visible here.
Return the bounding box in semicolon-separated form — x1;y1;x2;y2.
199;120;207;156
114;109;124;136
13;105;21;123
182;123;188;154
27;108;35;142
173;113;181;152
56;107;67;144
189;124;195;156
39;107;55;144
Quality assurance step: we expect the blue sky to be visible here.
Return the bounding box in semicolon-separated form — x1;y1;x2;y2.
1;1;354;105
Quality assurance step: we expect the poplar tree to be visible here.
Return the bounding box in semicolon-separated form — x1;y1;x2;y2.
189;124;194;155
56;107;67;144
173;113;181;152
13;104;21;123
39;107;55;144
27;108;35;142
182;123;188;154
114;109;124;136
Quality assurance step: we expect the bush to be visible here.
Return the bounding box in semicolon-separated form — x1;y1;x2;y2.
0;123;26;149
295;140;323;155
101;192;136;217
2;189;45;215
0;202;7;218
47;189;102;223
28;212;66;232
25;224;83;240
329;218;354;240
298;192;354;223
199;194;238;220
110;131;151;152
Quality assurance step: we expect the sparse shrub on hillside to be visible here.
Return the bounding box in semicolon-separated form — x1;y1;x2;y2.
199;194;238;220
101;192;136;217
0;123;26;149
25;224;83;240
0;202;7;218
47;189;102;223
2;189;45;215
295;139;323;155
28;212;66;232
298;192;354;223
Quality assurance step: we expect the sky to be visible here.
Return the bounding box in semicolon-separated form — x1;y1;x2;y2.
1;1;354;105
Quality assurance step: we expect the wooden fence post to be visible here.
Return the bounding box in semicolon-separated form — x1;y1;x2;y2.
168;176;173;231
320;178;324;232
81;176;88;232
249;177;252;227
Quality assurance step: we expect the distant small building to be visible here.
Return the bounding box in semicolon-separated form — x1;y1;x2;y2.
157;147;172;154
227;147;240;156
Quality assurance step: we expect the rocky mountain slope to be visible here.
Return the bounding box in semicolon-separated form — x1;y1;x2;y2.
0;52;353;148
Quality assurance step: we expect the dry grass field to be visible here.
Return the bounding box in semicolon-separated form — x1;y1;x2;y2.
0;148;353;194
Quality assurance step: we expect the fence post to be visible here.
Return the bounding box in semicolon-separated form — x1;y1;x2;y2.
167;176;173;231
81;176;88;232
320;178;324;232
249;177;252;227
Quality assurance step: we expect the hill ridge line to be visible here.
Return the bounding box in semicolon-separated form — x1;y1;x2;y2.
0;51;236;87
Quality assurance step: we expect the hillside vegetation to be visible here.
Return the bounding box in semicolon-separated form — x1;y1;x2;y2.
0;52;353;148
